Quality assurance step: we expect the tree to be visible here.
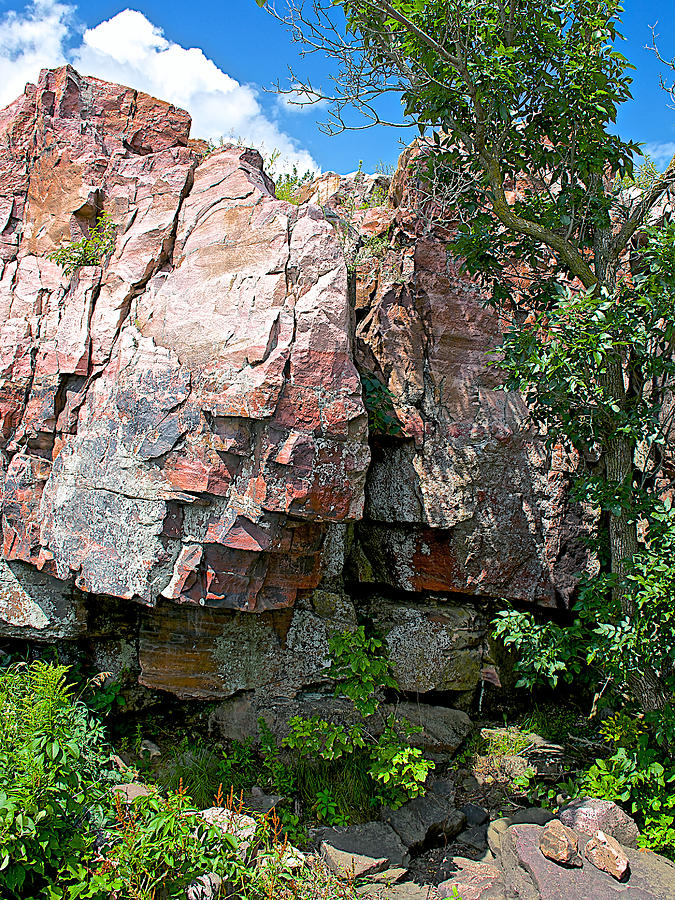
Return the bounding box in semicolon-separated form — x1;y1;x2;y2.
256;0;675;712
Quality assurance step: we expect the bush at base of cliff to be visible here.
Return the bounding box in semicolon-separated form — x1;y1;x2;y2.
282;627;434;820
0;662;115;898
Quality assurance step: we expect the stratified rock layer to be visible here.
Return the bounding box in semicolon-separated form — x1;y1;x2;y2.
0;67;591;707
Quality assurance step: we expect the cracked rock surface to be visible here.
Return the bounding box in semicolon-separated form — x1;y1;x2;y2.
0;66;592;704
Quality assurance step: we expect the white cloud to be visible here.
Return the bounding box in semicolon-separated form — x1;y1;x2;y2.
0;3;317;175
0;0;72;108
277;87;328;115
641;141;675;171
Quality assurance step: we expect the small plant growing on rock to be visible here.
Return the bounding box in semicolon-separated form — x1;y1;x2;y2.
275;165;316;204
48;212;116;276
361;373;402;437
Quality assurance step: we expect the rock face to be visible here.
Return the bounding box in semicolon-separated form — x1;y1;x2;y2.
0;66;592;711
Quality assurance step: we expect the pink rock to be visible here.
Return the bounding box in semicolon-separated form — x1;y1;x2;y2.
585;830;630;882
559;798;639;848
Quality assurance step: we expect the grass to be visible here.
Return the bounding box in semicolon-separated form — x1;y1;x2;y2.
157;741;224;808
295;753;376;824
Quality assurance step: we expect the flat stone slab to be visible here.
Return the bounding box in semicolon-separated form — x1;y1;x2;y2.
505;824;675;900
321;843;388;879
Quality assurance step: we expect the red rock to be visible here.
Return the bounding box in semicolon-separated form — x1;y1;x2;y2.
0;68;369;638
538;819;582;867
0;68;593;703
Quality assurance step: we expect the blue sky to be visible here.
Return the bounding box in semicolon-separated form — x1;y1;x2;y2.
0;0;674;175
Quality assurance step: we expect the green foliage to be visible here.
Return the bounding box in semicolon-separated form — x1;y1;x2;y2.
218;735;260;796
360;374;402;437
368;716;433;808
286;715;366;761
79;789;242;900
282;627;434;814
327;626;398;715
275;165;316;204
493;500;675;701
0;663;114;899
258;717;296;795
48;213;116;276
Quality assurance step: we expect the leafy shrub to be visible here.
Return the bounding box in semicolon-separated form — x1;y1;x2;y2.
360;374;402;437
80;787;243;900
0;662;114;898
48;213;116;276
282;627;434;815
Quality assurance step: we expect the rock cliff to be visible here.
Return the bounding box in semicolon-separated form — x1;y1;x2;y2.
0;67;590;717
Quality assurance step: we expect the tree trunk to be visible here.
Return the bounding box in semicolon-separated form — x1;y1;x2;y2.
603;356;669;711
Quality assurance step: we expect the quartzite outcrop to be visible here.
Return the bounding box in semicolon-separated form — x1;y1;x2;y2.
0;66;591;713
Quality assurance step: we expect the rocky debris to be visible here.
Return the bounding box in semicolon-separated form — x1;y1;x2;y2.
538;819;581;868
185;873;222;900
200;808;257;858
111;783;153;804
358;883;438;899
558;797;640;848
382;793;466;851
314;822;409;869
584;830;630;881
438;860;507;900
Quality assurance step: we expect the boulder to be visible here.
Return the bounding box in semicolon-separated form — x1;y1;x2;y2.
382;795;466;850
558;798;640;848
321;843;389;880
383;705;473;756
314;822;409;869
500;823;675;900
461;803;490;827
